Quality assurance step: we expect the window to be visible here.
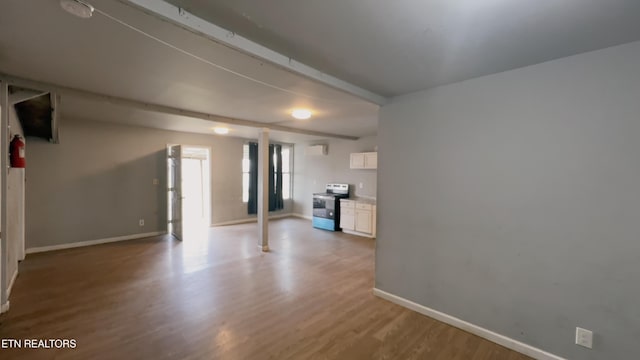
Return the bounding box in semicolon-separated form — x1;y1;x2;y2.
242;144;250;202
281;147;291;200
243;144;292;202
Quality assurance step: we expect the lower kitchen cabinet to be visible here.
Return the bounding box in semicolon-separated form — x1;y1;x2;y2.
355;208;372;233
341;208;355;230
340;199;376;238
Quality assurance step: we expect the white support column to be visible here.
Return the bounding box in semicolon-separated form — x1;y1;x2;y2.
257;128;270;252
0;81;9;313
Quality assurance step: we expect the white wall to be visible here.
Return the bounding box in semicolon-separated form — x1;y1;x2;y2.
293;136;377;217
377;40;640;360
6;107;24;296
26;117;291;249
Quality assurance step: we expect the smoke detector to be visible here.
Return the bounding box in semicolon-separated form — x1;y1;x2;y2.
60;0;94;19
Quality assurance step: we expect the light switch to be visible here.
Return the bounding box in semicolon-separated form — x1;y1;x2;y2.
576;327;593;349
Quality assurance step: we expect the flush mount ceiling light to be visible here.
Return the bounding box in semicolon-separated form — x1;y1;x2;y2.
213;127;230;135
60;0;94;19
291;109;312;120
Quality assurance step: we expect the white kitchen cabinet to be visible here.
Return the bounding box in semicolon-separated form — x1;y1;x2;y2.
355;209;372;233
350;152;377;169
340;199;376;238
364;152;377;169
341;208;355;230
340;200;355;230
350;153;365;169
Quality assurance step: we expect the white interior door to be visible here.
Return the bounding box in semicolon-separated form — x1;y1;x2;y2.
168;145;183;241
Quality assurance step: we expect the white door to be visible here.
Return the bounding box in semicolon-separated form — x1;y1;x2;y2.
340;208;355;230
168;145;183;241
364;152;378;169
355;209;372;234
350;153;365;169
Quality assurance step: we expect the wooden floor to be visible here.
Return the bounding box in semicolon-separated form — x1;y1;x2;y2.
0;218;531;360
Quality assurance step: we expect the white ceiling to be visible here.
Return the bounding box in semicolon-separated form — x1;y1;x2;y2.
0;0;380;142
166;0;640;96
4;1;640;141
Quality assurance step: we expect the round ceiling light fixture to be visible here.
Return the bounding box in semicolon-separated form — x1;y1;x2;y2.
291;109;312;120
213;127;230;135
60;0;95;19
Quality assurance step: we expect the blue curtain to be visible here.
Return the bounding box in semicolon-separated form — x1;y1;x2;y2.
247;142;259;214
272;144;284;211
248;143;284;214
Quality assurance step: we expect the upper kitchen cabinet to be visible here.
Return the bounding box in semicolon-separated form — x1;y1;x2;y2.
350;152;377;169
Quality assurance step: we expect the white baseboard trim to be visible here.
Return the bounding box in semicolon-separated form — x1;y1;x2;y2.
0;301;9;314
291;213;312;220
25;231;166;255
7;268;18;297
211;218;255;227
212;213;293;227
342;229;376;238
372;288;565;360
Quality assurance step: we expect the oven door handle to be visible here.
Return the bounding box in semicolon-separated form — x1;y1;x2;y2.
314;195;334;200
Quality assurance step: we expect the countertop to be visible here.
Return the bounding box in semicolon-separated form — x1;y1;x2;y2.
341;197;377;205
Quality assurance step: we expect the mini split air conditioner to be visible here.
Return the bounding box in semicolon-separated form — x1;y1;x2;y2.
305;144;327;156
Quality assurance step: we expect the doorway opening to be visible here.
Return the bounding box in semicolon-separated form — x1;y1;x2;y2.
182;147;211;230
167;145;211;241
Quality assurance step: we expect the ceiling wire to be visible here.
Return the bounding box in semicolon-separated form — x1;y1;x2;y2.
92;6;366;105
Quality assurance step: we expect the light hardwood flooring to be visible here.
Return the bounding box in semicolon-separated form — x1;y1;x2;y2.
0;218;532;359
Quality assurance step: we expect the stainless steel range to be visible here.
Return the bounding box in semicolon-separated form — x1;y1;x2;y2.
312;183;350;231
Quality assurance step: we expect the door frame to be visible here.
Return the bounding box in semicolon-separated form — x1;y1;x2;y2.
167;144;183;240
166;144;212;232
181;145;212;226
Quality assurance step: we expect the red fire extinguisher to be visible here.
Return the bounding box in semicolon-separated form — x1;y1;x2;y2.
10;134;26;168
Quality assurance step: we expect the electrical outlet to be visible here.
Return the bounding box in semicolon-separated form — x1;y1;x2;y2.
153;178;159;185
576;327;593;349
359;182;364;189
139;219;145;227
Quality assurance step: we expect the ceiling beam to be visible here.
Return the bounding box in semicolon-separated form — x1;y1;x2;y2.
121;0;387;106
0;74;359;140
